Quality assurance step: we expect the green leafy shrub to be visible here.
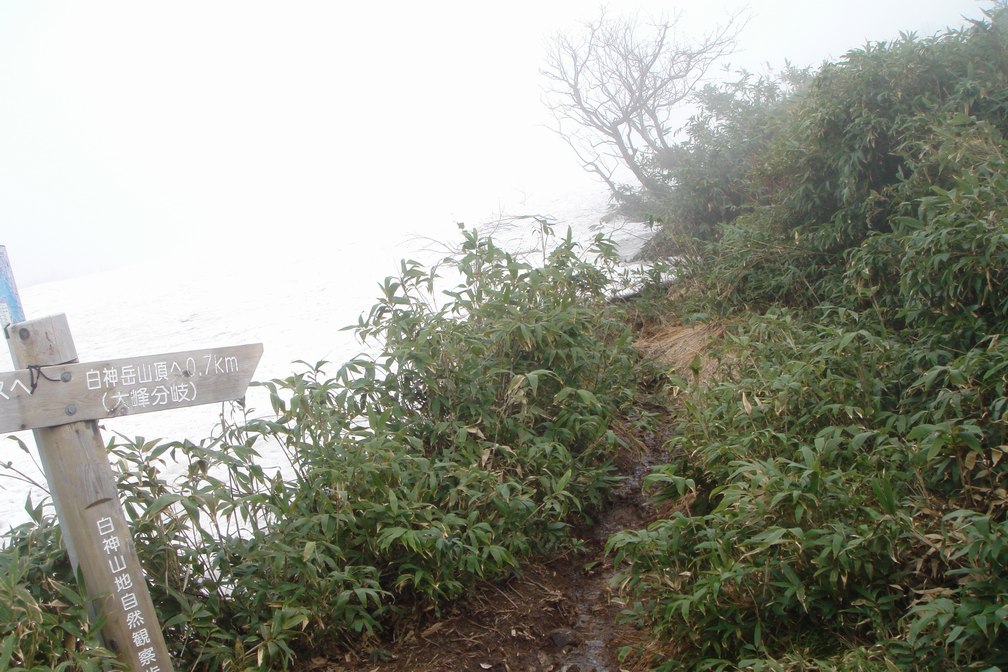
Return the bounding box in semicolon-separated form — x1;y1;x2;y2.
671;5;1008;313
611;308;1008;669
636;68;809;255
610;5;1008;670
850;118;1008;351
0;492;120;671
1;225;643;670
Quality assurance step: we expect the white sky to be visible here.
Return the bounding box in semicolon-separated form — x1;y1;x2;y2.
0;1;984;286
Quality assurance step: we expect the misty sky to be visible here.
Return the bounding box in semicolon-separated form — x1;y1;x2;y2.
0;1;983;287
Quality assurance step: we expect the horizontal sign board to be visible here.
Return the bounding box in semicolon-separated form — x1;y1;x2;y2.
0;343;262;433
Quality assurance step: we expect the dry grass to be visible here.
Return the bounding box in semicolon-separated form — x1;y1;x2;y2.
634;322;724;385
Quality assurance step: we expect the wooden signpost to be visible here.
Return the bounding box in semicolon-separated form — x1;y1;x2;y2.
1;247;262;672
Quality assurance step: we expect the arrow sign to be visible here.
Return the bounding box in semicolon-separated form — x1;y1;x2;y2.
0;343;262;433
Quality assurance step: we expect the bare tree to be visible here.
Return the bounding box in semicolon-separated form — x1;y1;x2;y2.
542;8;744;200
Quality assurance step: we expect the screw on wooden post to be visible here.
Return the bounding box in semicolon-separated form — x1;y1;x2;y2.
8;315;175;672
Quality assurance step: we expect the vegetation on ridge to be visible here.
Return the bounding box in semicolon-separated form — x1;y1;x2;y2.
607;5;1008;669
0;225;653;670
3;4;1008;671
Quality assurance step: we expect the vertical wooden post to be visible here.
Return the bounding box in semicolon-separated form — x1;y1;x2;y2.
8;315;174;672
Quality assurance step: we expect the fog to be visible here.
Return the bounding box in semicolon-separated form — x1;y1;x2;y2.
0;1;980;287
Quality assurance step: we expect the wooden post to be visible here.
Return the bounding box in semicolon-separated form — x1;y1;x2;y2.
2;249;259;670
8;315;174;672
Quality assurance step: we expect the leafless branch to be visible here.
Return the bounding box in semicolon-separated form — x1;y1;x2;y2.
542;7;745;202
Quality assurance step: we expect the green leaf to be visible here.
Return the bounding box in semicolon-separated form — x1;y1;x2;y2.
0;633;17;672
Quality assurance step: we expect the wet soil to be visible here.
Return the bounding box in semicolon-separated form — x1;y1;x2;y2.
301;426;672;672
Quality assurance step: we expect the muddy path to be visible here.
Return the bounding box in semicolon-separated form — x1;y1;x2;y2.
293;325;710;672
297;322;716;672
302;428;670;672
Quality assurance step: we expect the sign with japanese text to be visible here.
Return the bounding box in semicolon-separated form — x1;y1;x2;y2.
94;513;168;671
2;241;262;671
0;343;262;433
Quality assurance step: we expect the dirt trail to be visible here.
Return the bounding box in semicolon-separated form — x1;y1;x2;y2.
301;431;667;672
305;325;707;672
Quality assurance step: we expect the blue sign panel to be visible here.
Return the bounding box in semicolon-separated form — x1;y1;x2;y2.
0;246;25;326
